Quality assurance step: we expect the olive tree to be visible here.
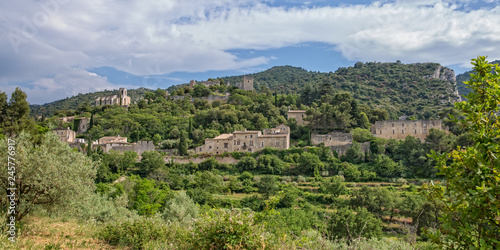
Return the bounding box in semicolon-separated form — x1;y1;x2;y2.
0;132;97;222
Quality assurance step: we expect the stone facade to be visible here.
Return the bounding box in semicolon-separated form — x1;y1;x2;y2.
235;76;254;91
75;117;90;134
371;119;449;141
287;110;308;126
94;88;131;106
53;127;76;143
93;135;154;154
196;124;290;154
311;132;352;147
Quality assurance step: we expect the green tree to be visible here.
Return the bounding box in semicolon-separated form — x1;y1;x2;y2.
328;207;383;242
237;156;257;172
178;130;188;156
139;151;164;176
3;88;36;136
320;175;348;197
162;191;199;224
0;132;97;222
256;176;279;199
425;57;500;248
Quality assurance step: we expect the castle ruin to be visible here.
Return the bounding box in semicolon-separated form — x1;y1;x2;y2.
235;76;254;91
94;88;131;107
371;119;449;141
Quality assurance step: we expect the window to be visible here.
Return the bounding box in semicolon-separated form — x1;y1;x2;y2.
415;129;417;134
414;123;416;127
243;142;246;147
245;136;247;138
392;123;394;127
250;141;254;146
276;141;280;146
250;135;253;138
199;148;202;152
301;115;304;118
379;130;382;134
393;130;395;134
402;123;404;127
209;146;212;149
234;141;236;145
402;130;404;134
224;143;228;148
423;129;427;134
261;142;264;147
248;148;252;152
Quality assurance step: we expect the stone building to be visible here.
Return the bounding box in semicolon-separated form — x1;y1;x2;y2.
371;119;449;141
196;124;290;154
53;127;76;143
93;135;154;154
287;110;308;126
311;132;352;147
235;76;254;91
310;131;369;156
94;88;131;106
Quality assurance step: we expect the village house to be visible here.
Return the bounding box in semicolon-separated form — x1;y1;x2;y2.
196;124;290;154
53;127;76;143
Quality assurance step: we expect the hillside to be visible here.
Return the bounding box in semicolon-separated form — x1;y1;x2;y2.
226;62;461;118
456;60;500;98
33;62;461;119
30;87;151;117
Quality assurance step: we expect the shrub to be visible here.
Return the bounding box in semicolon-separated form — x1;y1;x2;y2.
162;191;199;224
98;217;172;249
191;209;270;249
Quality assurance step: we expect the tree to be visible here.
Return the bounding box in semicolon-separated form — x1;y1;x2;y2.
425;56;500;248
3;88;36;136
139;151;164;176
320;175;348;197
256;176;279;199
162;191;199;224
328;207;383;242
178;130;188;156
237;156;257;172
0;132;97;222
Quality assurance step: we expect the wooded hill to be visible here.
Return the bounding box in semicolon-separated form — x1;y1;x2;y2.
456;59;500;98
32;62;461;119
30;87;150;117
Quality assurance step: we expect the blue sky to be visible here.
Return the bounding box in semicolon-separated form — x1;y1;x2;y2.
1;0;500;104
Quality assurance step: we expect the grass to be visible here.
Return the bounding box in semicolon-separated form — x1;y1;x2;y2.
6;215;122;250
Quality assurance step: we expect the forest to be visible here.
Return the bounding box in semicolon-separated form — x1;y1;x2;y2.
1;57;498;249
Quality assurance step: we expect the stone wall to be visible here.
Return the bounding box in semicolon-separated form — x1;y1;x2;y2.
371;119;448;141
167;156;240;164
311;132;352;147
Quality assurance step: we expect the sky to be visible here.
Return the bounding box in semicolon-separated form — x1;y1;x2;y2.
1;0;500;105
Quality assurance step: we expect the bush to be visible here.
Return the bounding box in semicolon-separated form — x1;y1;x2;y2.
328;207;383;242
191;209;270;249
98;216;172;249
257;154;285;174
162;191;199;224
160;139;178;149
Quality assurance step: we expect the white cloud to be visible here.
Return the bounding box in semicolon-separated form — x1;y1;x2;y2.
1;0;500;103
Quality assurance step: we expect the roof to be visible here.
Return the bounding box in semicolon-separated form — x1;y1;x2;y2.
233;130;260;134
288;110;306;113
214;133;233;140
259;134;288;138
